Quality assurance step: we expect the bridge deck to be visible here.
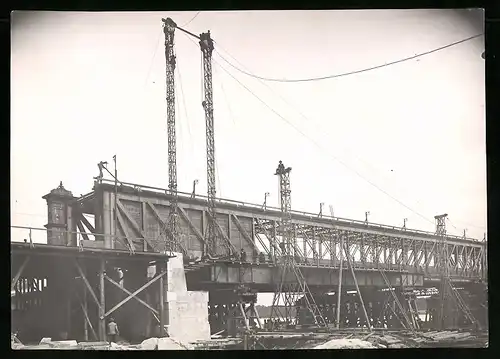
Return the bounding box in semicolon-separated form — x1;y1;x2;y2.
61;180;487;284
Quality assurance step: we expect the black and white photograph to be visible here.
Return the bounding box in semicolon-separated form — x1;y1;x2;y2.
11;9;487;349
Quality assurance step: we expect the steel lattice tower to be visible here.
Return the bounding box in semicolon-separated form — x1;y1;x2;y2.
435;213;449;329
162;18;180;253
199;31;221;257
269;161;328;329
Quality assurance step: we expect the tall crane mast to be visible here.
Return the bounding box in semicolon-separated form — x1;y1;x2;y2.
163;19;228;258
163;18;178;195
269;161;328;330
162;18;180;253
199;31;219;257
435;214;479;330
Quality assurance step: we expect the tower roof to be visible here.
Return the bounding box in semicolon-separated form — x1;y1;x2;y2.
42;181;74;200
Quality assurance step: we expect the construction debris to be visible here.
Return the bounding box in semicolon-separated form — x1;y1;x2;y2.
314;338;375;349
362;330;488;348
139;337;192;350
11;336;197;350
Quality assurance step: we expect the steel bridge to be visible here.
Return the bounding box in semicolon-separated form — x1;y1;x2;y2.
10;179;488;339
50;178;487;291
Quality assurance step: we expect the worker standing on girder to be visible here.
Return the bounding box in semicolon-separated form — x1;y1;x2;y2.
97;161;107;180
276;160;285;175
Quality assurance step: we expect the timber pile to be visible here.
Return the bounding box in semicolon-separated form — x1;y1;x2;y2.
365;330;488;348
313;338;375;349
409;331;487;347
11;337;194;350
191;338;242;350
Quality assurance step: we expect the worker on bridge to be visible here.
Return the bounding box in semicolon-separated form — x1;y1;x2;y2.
275;160;285;175
253;250;259;264
107;318;120;344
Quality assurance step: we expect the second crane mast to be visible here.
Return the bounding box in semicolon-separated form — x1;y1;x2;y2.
199;31;219;257
164;19;227;258
162;18;180;253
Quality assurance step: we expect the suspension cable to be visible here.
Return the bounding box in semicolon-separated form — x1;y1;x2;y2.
214;34;483;83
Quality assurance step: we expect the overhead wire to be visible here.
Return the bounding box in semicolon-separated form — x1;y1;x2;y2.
214;37;480;219
181;24;484;232
175;59;194;156
212;57;436;227
212;37;486;231
214;45;413;196
210;56;224;197
175;82;184;170
181;31;223;197
214;63;236;125
144;26;164;87
200;44;204;101
215;33;484;83
215;157;223;197
180;11;201;27
448;218;486;231
446;217;464;237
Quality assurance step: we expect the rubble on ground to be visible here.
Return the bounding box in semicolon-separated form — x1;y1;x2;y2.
313;338;375;349
139;336;192;350
364;330;488;348
11;336;192;350
10;330;488;350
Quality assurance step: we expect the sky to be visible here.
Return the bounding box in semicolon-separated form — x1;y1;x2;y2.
11;9;486;248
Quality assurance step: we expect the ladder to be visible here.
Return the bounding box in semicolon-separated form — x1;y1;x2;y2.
290;263;327;329
379;269;416;334
449;283;480;330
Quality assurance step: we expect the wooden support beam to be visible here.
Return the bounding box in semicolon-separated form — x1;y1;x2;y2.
12;256;30;291
142;202;148;252
239;303;250;331
159;266;165;337
104;274;159;316
230;214;258;252
342;240;372;332
83;276;89;341
74;260;102;311
336;231;344;329
75;285;97;341
99;259;106;341
104;271;166;319
116;199;157;251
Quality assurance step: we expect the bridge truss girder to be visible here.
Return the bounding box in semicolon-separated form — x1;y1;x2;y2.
73;183;487;283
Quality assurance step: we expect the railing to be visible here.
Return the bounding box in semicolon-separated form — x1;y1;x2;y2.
10;225;163;245
10;225;485;279
97;179;485;243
